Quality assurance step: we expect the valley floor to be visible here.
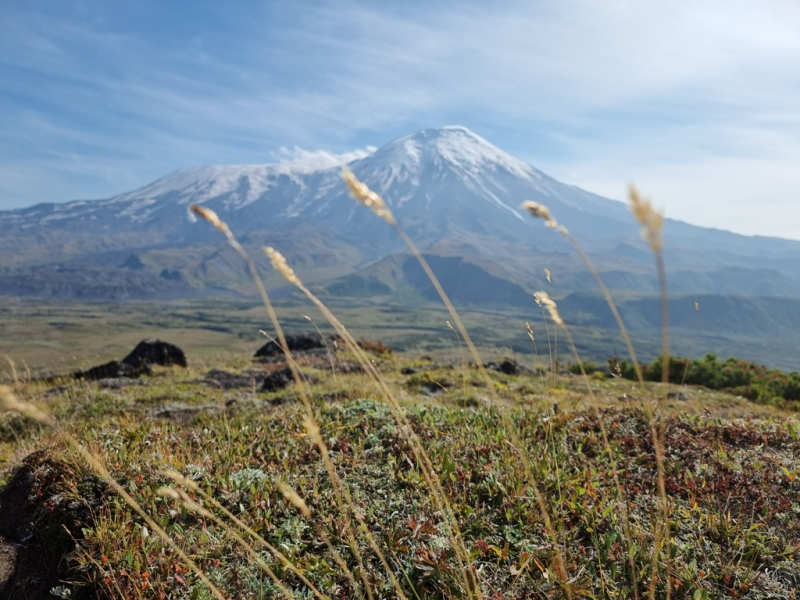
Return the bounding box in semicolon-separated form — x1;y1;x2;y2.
3;296;799;381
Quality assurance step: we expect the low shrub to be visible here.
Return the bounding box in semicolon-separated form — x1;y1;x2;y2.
616;353;800;406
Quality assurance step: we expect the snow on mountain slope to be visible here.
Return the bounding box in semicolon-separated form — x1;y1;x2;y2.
0;126;629;234
3;125;800;280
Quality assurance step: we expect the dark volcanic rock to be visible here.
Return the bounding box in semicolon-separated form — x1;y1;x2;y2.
74;360;150;380
499;359;521;375
122;338;187;369
204;369;255;390
73;339;186;380
485;359;525;375
255;334;330;359
261;367;295;392
0;450;105;599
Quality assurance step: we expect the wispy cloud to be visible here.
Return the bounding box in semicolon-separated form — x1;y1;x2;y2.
1;0;798;238
273;146;377;172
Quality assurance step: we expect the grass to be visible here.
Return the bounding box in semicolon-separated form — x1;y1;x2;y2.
2;177;800;599
2;357;799;598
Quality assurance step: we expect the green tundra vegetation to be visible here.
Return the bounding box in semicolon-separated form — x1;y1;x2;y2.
2;182;799;600
2;343;800;599
616;354;800;407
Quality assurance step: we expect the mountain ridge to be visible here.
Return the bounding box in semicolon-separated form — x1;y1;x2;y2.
2;125;799;300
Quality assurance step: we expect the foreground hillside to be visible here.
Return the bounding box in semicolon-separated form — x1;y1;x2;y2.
1;343;799;599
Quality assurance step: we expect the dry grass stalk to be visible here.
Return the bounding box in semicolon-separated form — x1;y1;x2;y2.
525;322;547;388
544;268;558;388
192;205;383;600
629;186;664;253
190;204;228;234
342;168;395;224
159;485;298;600
263;244;478;599
522;199;666;599
535;303;643;596
533;292;563;326
533;292;556;389
628;185;671;600
1;385;55;426
265;246;302;286
521;200;558;228
446;320;469;398
524;192;673;599
521;198;649;384
162;470;336;600
345;171;572;596
304;314;337;381
277;481;311;518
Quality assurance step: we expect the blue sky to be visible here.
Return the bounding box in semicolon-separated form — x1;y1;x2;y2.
2;0;799;239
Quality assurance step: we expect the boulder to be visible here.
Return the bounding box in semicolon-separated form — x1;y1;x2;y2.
204;369;254;390
485;359;525;375
261;367;295;392
498;359;521;375
74;360;149;381
122;339;187;369
0;450;105;599
255;334;329;359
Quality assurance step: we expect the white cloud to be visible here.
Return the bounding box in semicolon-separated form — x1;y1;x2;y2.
273;146;377;172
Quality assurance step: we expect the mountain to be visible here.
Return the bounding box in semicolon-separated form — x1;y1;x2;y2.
2;126;800;302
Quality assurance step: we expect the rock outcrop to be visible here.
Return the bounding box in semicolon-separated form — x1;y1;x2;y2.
122;338;188;369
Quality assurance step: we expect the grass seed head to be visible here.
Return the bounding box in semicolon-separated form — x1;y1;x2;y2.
521;201;558;228
628;185;663;253
545;268;551;284
342;168;396;225
534;291;563;326
190;204;230;235
157;486;182;500
162;469;199;491
264;246;301;287
0;385;21;411
277;482;311;517
183;499;213;518
303;414;321;441
0;386;55;426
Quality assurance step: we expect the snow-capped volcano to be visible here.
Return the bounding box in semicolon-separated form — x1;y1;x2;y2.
0;126;630;240
3;125;800;301
358;126;538;182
